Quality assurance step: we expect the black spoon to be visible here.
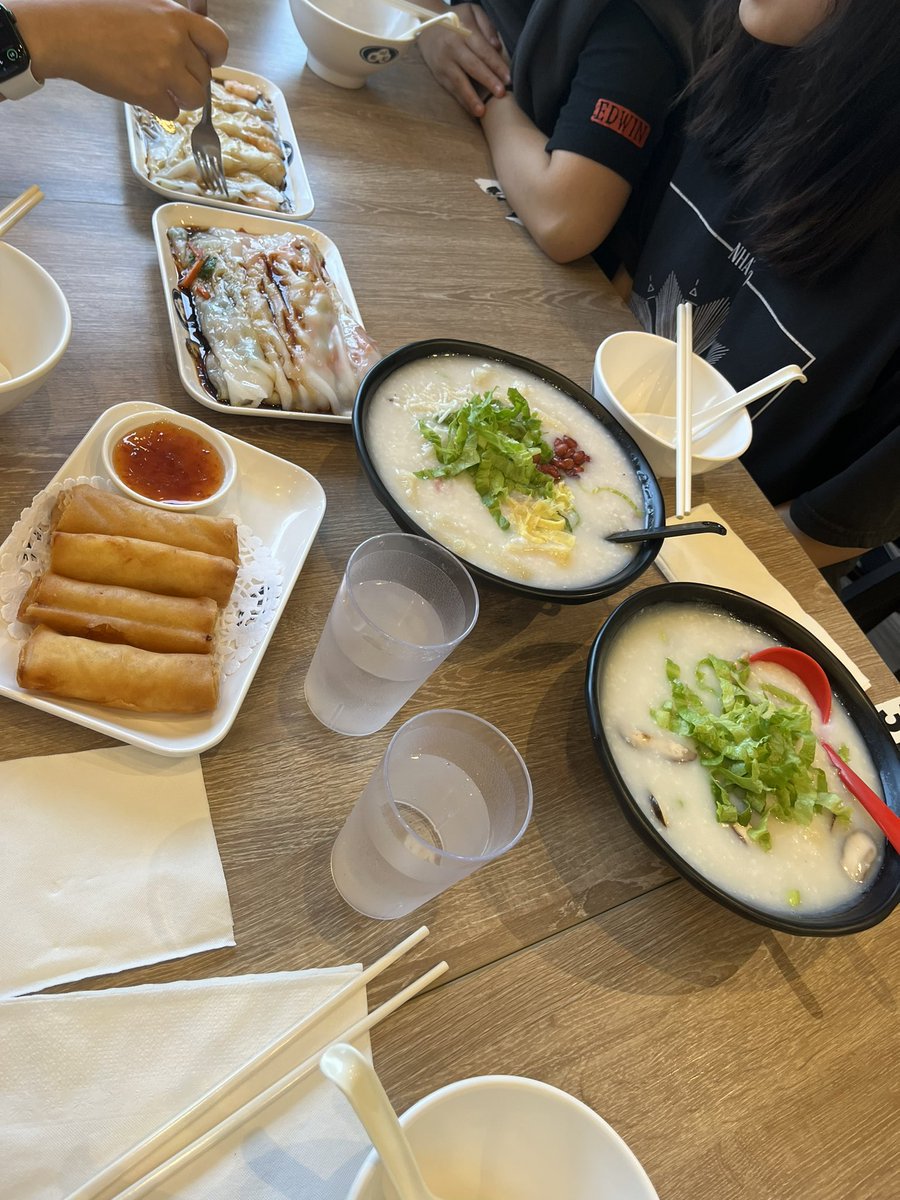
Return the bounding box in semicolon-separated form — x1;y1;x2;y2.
606;520;727;544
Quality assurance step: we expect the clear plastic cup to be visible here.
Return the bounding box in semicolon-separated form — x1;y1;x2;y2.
330;709;533;919
304;533;479;737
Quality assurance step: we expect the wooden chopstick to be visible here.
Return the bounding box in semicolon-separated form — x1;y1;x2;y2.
675;301;694;517
66;926;439;1200
0;184;44;237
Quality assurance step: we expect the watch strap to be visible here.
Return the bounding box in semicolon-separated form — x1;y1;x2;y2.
0;60;42;99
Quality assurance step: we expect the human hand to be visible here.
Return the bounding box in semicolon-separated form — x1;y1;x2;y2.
417;3;510;119
14;0;228;117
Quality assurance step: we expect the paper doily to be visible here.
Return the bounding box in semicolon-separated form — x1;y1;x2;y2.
0;476;283;678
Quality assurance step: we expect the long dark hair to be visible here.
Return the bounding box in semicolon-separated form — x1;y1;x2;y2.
688;0;900;279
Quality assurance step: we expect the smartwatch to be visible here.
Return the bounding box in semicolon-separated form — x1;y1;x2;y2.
0;5;43;100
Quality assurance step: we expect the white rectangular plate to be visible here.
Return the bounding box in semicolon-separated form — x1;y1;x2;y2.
125;65;315;219
0;402;326;756
153;202;361;424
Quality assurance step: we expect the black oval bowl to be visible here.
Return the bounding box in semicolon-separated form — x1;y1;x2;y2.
585;582;900;936
352;339;664;604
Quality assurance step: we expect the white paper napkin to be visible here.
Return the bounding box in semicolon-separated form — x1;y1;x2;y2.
0;746;234;999
0;968;371;1199
656;504;871;690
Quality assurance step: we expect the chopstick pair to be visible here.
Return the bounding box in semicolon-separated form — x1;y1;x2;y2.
66;925;446;1200
0;184;44;237
675;301;694;518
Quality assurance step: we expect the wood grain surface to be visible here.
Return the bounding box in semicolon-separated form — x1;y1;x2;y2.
0;4;897;1198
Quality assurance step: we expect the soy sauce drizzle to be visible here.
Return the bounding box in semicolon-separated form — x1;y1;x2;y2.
173;286;223;403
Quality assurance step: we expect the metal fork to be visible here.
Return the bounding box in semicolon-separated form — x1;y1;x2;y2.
188;0;228;198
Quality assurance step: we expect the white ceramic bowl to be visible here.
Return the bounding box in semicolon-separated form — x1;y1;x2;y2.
0;242;71;416
288;0;421;88
102;409;236;511
592;331;752;478
346;1075;659;1200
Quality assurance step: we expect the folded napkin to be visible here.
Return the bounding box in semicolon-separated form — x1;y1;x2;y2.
0;745;233;999
656;504;871;690
0;968;371;1199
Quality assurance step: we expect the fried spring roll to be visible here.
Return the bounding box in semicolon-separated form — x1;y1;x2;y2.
18;606;213;654
52;484;239;563
50;531;238;607
17;574;217;654
17;625;219;713
19;573;217;638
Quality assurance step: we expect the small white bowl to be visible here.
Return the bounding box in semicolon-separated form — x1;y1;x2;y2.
592;331;752;478
101;409;236;511
346;1075;659;1200
288;0;420;89
0;242;72;416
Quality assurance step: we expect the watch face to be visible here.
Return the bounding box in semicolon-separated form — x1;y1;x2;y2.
0;8;30;83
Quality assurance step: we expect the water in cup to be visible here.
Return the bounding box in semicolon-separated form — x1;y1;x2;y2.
331;709;531;919
305;579;445;736
331;750;492;918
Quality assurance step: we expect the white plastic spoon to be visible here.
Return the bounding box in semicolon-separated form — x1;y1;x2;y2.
383;0;469;37
320;1043;444;1200
635;363;807;442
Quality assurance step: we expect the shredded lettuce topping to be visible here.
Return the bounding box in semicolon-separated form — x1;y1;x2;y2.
414;387;572;534
651;654;850;851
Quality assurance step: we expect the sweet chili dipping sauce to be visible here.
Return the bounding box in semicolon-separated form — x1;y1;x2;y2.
112;420;225;502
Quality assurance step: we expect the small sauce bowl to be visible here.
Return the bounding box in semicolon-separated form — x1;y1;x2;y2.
102;410;236;511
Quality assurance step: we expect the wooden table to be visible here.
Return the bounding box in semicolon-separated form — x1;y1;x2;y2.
1;4;897;1197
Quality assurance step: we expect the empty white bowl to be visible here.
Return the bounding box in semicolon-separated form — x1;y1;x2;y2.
592;331;752;478
346;1075;659;1200
288;0;422;88
0;242;71;416
102;409;236;511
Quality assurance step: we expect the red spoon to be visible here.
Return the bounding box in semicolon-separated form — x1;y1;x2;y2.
748;647;900;853
749;646;833;721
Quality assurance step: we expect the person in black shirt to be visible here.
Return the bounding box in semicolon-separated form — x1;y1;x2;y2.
629;0;900;566
417;1;702;274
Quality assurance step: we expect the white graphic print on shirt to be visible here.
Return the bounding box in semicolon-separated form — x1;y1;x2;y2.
629;181;818;420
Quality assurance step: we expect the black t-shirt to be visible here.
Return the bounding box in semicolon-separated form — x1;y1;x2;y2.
543;2;680;191
479;0;686;274
630;140;900;548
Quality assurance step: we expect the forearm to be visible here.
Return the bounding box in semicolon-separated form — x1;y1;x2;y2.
481;95;566;255
2;0;227;116
480;93;630;263
481;94;548;189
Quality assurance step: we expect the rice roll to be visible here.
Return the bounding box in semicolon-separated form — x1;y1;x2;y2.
18;574;216;654
50;531;238;607
166;226;380;414
134;79;291;212
52;484;239;563
17;625;219;713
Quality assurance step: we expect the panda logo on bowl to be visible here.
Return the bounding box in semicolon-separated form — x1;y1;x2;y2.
360;45;397;65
